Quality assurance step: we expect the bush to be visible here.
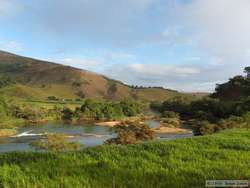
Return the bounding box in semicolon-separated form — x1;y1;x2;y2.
106;121;155;145
161;118;180;127
78;99;143;120
198;121;216;135
76;91;85;98
62;107;74;121
32;133;81;152
162;111;180;119
217;115;248;130
48;96;59;101
0;76;15;88
160;96;191;115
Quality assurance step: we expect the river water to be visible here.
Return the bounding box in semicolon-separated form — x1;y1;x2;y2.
0;121;193;153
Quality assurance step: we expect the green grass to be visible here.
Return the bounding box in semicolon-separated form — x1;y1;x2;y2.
0;129;250;188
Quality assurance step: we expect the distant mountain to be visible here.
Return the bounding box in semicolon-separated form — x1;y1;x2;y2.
0;50;193;101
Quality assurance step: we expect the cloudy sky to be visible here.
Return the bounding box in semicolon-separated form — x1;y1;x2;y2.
0;0;249;92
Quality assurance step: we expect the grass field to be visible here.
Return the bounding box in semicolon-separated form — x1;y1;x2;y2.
0;129;249;188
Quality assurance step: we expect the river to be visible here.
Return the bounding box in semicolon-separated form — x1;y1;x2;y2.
0;121;193;153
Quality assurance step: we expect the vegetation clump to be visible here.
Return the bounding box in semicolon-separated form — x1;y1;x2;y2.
76;99;143;121
47;96;59;101
151;67;250;135
0;76;15;88
106;121;154;144
32;133;81;152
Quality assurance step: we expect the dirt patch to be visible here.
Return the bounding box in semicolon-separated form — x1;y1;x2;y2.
153;127;192;134
0;129;17;137
95;121;121;127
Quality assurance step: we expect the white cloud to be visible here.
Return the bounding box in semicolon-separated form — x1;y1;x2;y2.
0;0;19;17
102;62;220;92
0;41;23;52
125;0;250;91
128;63;200;76
25;0;155;46
180;0;250;54
2;0;250;92
105;52;135;61
62;58;101;69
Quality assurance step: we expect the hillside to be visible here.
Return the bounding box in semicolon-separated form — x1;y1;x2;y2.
0;50;191;101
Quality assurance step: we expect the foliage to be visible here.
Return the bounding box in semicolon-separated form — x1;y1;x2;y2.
212;67;250;100
62;107;74;121
106;121;155;144
32;133;81;152
78;99;143;120
0;63;26;73
0;76;15;88
162;111;180;119
0;129;250;187
107;82;117;98
152;68;250;134
244;66;250;78
197;121;216;135
161;118;180;128
75;91;85;98
47;96;59;101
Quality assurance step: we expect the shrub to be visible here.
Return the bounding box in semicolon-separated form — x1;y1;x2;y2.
198;121;216;135
48;96;59;101
162;111;180;119
161;118;180;127
76;91;85;98
0;76;15;88
62;107;74;121
32;133;81;152
79;99;143;120
217;115;247;130
106;121;155;145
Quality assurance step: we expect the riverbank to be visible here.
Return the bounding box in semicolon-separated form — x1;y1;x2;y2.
0;128;249;187
95;119;193;134
0;129;17;137
95;121;121;127
153;126;192;134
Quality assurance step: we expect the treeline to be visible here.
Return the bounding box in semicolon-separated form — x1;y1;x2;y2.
0;98;143;128
212;69;250;100
0;63;26;73
151;67;250;135
70;99;143;121
130;85;177;92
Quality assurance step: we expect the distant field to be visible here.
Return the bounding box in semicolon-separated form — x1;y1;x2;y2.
24;99;83;110
0;128;249;188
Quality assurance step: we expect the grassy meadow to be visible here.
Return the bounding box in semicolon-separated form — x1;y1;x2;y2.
0;128;249;188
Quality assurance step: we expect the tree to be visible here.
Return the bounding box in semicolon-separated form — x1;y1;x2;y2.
76;91;85;98
244;66;250;78
106;121;155;145
62;107;73;121
48;96;59;101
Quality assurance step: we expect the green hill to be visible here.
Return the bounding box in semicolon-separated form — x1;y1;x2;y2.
0;50;193;101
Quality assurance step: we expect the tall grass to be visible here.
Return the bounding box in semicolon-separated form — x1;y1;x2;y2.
0;128;250;188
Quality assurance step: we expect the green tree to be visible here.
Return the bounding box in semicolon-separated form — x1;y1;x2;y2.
62;108;73;121
244;66;250;78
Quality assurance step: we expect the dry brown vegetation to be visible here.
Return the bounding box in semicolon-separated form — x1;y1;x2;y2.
0;50;194;101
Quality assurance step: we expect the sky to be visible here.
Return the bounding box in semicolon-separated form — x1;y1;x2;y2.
0;0;249;92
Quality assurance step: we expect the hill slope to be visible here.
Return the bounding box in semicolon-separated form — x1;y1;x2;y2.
0;50;191;101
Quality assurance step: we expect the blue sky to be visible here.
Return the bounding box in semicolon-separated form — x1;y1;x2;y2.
0;0;250;92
